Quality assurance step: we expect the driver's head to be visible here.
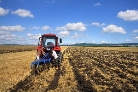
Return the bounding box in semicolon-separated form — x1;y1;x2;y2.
45;46;54;51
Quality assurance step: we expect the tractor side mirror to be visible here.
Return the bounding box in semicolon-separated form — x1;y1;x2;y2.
60;38;62;43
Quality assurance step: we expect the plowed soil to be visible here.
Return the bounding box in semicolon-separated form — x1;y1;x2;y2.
0;46;138;92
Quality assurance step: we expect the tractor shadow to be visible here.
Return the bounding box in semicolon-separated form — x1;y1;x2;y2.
68;58;97;92
9;64;51;92
9;75;34;92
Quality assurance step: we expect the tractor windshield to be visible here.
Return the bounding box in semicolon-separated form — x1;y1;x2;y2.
42;36;56;47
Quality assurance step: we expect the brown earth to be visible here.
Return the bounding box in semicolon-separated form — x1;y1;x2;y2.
0;45;36;54
0;46;67;91
0;46;138;92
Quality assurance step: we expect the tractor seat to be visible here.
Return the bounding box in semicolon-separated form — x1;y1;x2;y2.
47;42;53;45
47;42;54;48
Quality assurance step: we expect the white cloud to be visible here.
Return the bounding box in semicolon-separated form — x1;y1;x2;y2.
56;22;86;31
41;26;51;31
130;34;137;36
91;41;95;43
0;34;16;40
27;33;41;40
134;36;138;40
70;32;81;38
117;10;138;21
94;3;101;6
132;29;138;33
125;39;132;42
0;34;27;44
57;30;70;38
12;9;34;18
101;40;109;44
31;26;39;30
16;36;24;41
0;31;10;35
56;27;66;31
45;0;56;3
103;24;126;34
91;22;105;27
0;7;9;16
0;25;25;32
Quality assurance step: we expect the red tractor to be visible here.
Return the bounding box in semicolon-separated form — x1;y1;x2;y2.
30;33;62;74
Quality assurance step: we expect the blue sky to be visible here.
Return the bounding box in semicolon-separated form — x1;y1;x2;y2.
0;0;138;45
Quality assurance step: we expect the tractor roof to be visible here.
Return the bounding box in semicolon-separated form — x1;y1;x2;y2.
42;33;56;37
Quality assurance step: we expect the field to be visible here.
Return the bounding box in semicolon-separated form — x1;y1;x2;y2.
0;45;36;54
0;46;138;92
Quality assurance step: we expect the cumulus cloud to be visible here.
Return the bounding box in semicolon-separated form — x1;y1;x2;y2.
91;22;105;27
0;34;16;40
94;3;101;6
57;30;70;38
12;9;34;18
134;36;138;40
0;25;25;43
70;32;81;38
31;26;39;30
0;31;10;35
103;24;126;34
0;7;9;16
0;34;27;44
27;33;41;40
56;22;86;31
132;29;138;33
41;26;51;31
117;10;138;21
0;25;25;32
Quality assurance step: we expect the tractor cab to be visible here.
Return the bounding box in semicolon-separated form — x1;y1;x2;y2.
37;33;62;52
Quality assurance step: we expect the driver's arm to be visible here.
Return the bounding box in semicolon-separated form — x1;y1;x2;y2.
41;47;46;55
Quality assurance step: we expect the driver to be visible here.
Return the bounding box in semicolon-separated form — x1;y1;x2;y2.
42;47;59;70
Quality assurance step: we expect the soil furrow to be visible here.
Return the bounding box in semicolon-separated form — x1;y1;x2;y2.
45;67;65;91
9;75;34;92
68;57;97;92
1;46;138;92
